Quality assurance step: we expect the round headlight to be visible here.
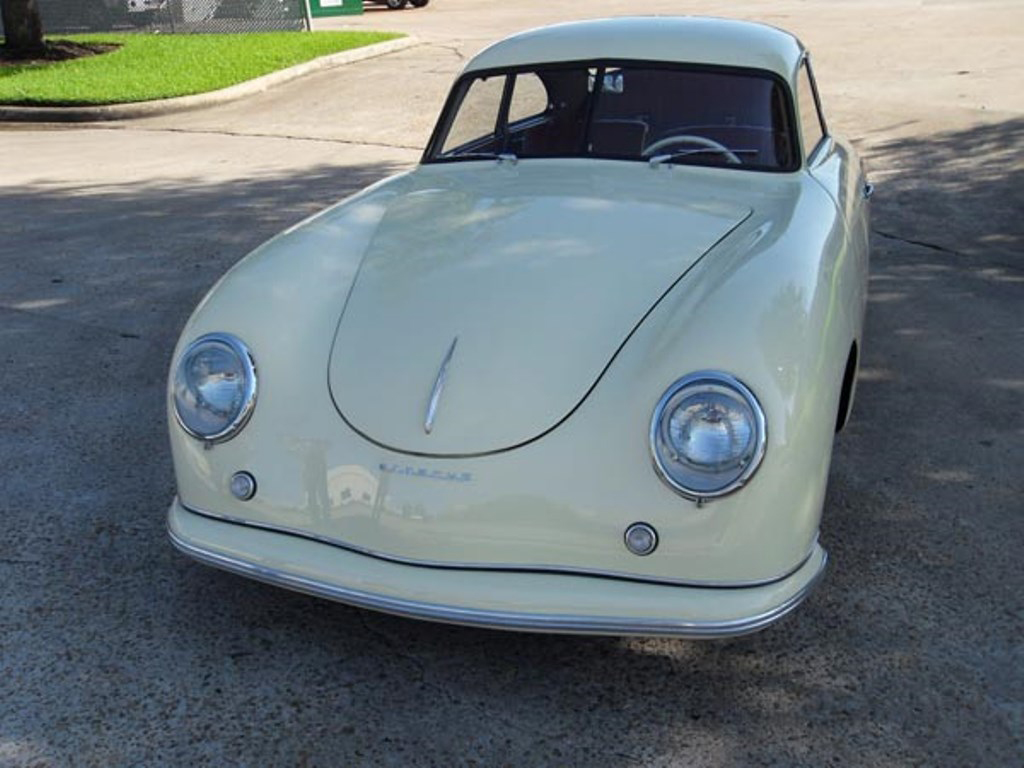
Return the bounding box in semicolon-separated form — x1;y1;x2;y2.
650;372;766;500
172;333;257;443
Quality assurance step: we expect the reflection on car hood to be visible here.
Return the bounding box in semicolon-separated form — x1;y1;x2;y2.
329;162;750;456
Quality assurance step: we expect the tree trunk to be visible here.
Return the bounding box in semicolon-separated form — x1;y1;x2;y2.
1;0;45;54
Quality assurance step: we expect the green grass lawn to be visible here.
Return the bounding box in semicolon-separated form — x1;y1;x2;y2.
0;30;402;106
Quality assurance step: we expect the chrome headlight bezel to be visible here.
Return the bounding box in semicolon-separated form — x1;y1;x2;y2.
650;371;767;501
172;332;257;444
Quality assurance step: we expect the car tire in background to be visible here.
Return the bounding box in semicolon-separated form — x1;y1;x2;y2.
410;0;429;7
385;0;407;9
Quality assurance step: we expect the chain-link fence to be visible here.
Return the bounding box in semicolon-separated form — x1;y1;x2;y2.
6;0;309;35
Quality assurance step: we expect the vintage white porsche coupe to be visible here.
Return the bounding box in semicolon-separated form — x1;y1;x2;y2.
168;17;871;637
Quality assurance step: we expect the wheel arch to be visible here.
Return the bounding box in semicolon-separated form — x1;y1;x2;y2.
835;340;859;432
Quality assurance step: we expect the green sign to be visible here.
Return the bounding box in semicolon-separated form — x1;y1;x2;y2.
308;0;363;17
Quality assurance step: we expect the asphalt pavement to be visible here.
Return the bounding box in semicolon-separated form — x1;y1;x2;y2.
1;1;1021;765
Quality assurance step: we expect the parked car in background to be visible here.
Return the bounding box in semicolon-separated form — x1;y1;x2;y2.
125;0;167;24
126;0;167;13
371;0;429;9
167;17;870;638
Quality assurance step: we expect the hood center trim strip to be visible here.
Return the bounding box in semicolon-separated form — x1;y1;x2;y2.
424;336;458;434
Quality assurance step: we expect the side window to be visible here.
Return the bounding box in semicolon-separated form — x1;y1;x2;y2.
441;75;506;155
796;59;827;160
508;72;548;125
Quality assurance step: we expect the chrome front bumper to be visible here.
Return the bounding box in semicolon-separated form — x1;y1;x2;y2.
168;497;827;638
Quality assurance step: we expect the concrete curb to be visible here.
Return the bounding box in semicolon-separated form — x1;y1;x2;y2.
0;35;419;123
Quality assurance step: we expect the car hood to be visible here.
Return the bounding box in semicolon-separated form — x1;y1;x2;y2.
329;163;750;456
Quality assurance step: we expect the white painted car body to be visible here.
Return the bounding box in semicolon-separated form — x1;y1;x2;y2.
168;17;870;637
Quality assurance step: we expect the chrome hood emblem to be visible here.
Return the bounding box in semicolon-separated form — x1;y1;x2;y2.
423;336;458;434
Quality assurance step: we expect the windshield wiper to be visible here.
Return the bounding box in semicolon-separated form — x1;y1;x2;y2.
648;148;759;167
445;151;519;164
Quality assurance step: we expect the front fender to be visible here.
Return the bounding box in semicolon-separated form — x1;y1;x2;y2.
578;171;862;576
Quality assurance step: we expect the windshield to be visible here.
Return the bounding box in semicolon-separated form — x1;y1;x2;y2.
424;62;798;172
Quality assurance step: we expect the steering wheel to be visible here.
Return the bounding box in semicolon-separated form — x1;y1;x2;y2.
642;134;742;165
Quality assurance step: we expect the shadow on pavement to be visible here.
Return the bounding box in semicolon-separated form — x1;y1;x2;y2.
823;115;1023;767
867;116;1024;261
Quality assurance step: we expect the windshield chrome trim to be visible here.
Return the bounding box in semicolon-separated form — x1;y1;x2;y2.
806;135;833;167
423;59;802;174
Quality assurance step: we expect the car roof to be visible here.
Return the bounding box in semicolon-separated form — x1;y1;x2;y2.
465;16;806;83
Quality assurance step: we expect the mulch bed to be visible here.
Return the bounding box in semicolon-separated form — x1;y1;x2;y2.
0;40;120;65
